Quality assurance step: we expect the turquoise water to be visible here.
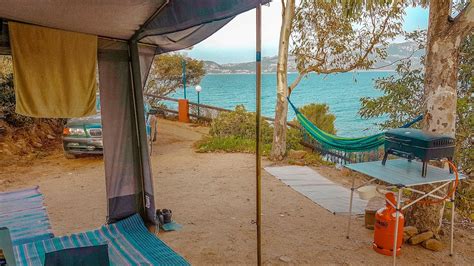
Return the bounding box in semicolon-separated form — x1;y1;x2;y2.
171;72;391;137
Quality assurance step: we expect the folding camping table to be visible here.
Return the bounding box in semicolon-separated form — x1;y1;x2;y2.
344;159;465;265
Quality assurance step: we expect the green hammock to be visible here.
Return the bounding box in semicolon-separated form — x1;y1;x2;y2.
288;97;423;152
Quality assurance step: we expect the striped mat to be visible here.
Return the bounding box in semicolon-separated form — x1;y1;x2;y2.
14;214;189;265
0;186;54;245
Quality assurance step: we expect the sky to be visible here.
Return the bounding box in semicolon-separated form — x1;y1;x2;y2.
188;2;429;64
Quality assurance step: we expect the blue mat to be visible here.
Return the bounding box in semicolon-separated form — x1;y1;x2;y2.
14;214;189;265
0;186;54;245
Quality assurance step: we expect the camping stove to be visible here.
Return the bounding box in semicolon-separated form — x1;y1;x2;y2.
382;128;455;177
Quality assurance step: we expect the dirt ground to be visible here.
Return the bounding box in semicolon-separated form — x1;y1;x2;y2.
1;118;473;265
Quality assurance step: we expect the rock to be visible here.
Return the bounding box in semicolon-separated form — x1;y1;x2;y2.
46;134;55;140
288;149;307;159
409;231;434;245
422;239;443;251
289;160;305;166
279;256;292;263
403;232;411;243
404;226;419;237
32;142;43;148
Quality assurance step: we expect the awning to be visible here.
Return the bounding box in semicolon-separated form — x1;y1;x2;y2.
0;0;269;53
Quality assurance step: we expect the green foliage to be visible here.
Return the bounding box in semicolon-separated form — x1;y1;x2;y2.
197;105;308;154
360;60;424;129
0;56;34;127
145;54;205;98
198;103;336;159
297;103;337;134
196;136;272;156
209;105;273;144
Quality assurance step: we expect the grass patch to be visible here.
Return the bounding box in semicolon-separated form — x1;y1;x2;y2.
196;136;271;155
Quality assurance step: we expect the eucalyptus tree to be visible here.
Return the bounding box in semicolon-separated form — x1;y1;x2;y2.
270;0;403;160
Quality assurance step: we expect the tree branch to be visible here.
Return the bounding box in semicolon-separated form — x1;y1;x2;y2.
449;2;474;39
288;72;307;94
369;49;418;70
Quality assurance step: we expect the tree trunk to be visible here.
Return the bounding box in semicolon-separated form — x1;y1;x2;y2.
270;0;295;160
405;0;466;233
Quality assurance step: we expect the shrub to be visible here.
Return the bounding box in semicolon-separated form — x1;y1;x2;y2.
0;70;34;127
297;103;336;134
198;102;337;161
209;105;273;143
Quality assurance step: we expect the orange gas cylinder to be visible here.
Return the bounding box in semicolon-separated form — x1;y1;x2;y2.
373;192;404;256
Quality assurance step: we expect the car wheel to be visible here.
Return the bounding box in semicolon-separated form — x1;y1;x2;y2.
64;152;77;159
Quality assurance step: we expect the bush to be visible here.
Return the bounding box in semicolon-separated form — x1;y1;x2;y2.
287;102;337;151
209;105;273;143
296;103;336;134
197;102;337;160
0;71;34;127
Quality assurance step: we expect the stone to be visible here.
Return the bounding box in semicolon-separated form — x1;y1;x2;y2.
403;232;411;243
288;149;307;159
409;231;434;245
290;160;305;166
279;256;292;263
32;142;43;148
422;239;443;251
404;226;419;237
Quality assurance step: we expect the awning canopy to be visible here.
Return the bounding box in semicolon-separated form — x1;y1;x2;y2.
0;0;268;53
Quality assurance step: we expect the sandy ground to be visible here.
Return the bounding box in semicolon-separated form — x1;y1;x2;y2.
1;118;473;265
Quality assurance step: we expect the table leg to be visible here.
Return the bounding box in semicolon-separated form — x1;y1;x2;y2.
450;181;456;256
392;188;402;266
346;175;355;239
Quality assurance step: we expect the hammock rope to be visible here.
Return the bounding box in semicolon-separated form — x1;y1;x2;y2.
287;97;423;152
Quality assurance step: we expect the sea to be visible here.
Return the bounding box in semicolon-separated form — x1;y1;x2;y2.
170;72;393;137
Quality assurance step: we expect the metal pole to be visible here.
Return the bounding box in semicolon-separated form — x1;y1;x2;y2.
182;59;187;99
197;92;200;117
450;180;455;256
346;175;355;239
255;4;262;266
392;188;402;266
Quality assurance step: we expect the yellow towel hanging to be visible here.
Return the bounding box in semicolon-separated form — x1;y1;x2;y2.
9;22;97;118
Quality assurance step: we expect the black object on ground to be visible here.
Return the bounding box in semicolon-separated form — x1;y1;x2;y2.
156;209;173;225
44;244;109;266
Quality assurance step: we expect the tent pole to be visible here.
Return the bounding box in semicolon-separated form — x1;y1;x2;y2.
255;3;262;266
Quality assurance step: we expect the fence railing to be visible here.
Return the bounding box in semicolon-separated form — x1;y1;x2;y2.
145;93;298;128
145;93;381;164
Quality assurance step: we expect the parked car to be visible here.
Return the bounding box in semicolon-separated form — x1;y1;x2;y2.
63;99;157;159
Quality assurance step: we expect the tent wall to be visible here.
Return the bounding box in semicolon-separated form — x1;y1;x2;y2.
98;39;155;224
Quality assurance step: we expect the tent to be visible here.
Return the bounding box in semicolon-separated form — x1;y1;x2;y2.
0;0;267;263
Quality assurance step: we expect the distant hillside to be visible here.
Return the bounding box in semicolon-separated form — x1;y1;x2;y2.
204;42;424;74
